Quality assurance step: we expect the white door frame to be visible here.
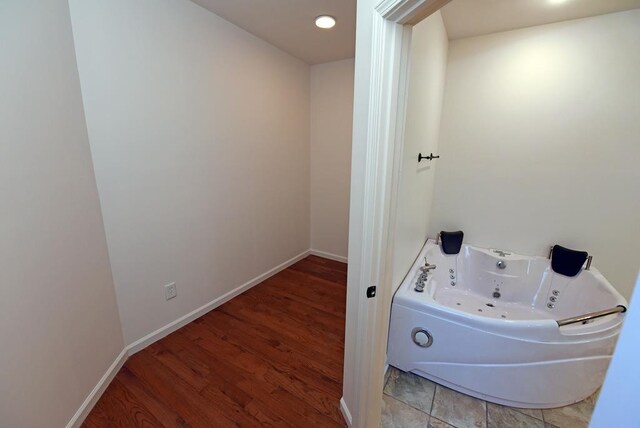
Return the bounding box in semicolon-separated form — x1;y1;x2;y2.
341;0;450;427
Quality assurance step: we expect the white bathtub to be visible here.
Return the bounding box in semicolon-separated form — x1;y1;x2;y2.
387;239;627;408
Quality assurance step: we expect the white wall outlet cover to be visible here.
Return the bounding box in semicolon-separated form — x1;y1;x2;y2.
164;282;177;300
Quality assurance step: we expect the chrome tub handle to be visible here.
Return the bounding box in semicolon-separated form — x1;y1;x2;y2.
556;305;627;327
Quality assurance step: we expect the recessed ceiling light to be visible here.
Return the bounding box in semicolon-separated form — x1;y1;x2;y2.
315;15;336;29
548;0;569;4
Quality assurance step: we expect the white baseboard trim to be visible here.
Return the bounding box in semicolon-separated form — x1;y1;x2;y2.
66;348;128;428
340;397;353;427
67;249;311;427
310;249;348;264
126;249;311;355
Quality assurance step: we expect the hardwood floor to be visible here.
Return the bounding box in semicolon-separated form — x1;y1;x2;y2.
82;256;347;427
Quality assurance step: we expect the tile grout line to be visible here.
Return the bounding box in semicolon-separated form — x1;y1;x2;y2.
432;415;463;428
428;384;478;428
425;386;435;427
412;375;433;422
428;383;437;417
382;369;433;423
387;369;437;423
420;379;438;427
486;399;489;428
427;384;466;428
515;407;544;422
383;368;389;391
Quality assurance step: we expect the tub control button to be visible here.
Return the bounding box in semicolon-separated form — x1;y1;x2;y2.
411;328;433;348
449;269;454;274
552;290;560;296
547;303;555;309
549;296;557;302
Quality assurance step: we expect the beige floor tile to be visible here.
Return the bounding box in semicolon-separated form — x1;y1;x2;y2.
542;391;598;428
489;403;544;420
513;407;544;420
431;385;487;428
429;416;456;428
385;366;392;386
381;395;431;428
384;366;436;414
487;402;544;428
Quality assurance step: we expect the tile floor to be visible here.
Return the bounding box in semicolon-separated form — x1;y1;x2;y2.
382;367;599;428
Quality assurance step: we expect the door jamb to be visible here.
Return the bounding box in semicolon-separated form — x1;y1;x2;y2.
341;1;451;426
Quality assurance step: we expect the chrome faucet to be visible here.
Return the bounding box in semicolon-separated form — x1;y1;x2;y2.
415;260;437;292
414;276;427;292
422;258;437;272
420;264;437;273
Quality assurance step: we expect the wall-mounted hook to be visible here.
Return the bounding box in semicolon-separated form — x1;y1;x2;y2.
418;152;440;162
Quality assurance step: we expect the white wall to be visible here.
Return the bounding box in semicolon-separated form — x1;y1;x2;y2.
430;10;640;299
590;273;640;427
69;0;311;346
310;58;355;261
0;1;124;427
391;11;448;287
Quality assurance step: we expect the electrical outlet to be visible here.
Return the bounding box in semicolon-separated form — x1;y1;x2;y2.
164;282;177;300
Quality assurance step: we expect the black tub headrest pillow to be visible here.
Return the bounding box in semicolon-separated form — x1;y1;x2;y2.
551;245;588;277
440;231;464;255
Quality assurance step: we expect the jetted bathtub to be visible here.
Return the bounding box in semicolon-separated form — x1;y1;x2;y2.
387;239;627;408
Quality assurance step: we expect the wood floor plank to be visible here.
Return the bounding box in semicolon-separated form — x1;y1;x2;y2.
232;290;346;340
171;328;337;427
289;256;348;284
202;309;343;383
113;377;168;427
194;336;331;427
92;377;166;428
201;310;342;391
264;284;346;319
80;399;112;428
217;300;344;366
218;300;345;365
82;256;347;427
188;318;341;419
127;351;239;427
118;367;191;428
147;341;210;392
